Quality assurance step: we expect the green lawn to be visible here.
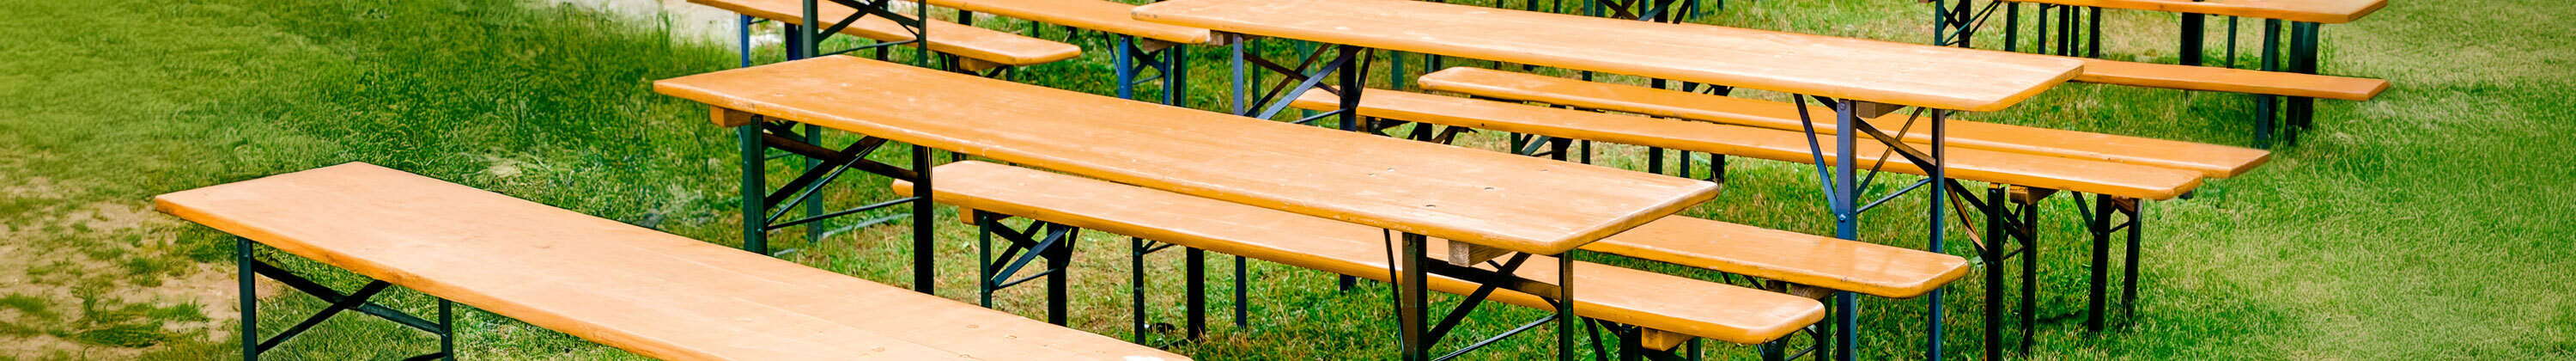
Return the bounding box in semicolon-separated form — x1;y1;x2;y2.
0;0;2567;359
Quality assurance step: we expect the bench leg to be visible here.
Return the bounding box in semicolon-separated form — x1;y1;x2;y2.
1980;187;2007;361
239;237;258;361
2017;193;2038;355
236;238;458;360
1397;233;1429;361
1131;237;1151;344
2181;12;2206;66
1236;255;1251;327
976;217;1078;325
1188;248;1208;340
2088;193;2113;332
2123;201;2143;321
2255;19;2283;149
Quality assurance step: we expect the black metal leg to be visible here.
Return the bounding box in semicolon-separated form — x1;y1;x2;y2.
1926;110;1949;361
2005;2;2020;52
2255;19;2281;148
978;216;998;308
2287;22;2320;144
913;144;935;294
2123;201;2144;321
738;125;769;254
1131;237;1150;344
1981;187;2005;361
2088;193;2113;332
1047;232;1072;326
2086;6;2102;58
2019;195;2037;354
438;300;455;361
1398;233;1429;361
1558;252;1577;361
238;237;258;361
1188;248;1207;340
2181;13;2206;66
1235;255;1249;327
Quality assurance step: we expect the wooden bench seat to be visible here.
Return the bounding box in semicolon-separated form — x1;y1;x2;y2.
157;162;1183;361
2069;56;2386;101
921;0;1216;46
895;161;1827;346
691;0;1079;67
1290;90;2204;200
1416;67;2274;179
1589;217;1969;299
2002;0;2385;24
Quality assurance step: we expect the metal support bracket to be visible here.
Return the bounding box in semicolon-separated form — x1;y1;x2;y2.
238;238;455;361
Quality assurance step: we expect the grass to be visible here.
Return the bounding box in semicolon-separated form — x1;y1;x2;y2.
0;0;2568;359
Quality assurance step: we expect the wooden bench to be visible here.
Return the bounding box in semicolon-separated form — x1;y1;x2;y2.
2067;55;2385;101
692;0;1079;70
1999;0;2385;23
1290;89;2204;200
1413;66;2273;180
921;0;1216;47
161;162;1185;361
893;161;1831;352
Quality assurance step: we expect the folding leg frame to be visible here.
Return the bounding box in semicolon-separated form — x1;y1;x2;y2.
1388;233;1578;361
1126;236;1240;344
1786;98;1954;361
2076;194;2145;332
975;213;1081;325
726;0;946;294
1950;186;2046;361
1115;35;1190;107
731;114;937;292
236;238;454;361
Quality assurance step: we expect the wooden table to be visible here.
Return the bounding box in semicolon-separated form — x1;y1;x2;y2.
1135;0;2080;112
1134;0;2078;358
656;56;1722;360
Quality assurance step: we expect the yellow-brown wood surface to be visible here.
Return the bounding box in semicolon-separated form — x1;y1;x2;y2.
1590;217;1969;299
922;0;1215;45
654;56;1716;254
895;162;1825;345
1416;67;2271;179
1291;90;2203;199
151;162;1187;361
690;0;1079;65
1131;0;2081;112
2070;57;2388;101
2005;0;2385;23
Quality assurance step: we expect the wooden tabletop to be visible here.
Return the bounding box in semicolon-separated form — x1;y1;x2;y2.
2001;0;2385;24
655;56;1717;254
1132;0;2083;112
155;163;1187;361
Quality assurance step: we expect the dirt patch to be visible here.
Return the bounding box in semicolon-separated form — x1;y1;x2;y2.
0;199;255;358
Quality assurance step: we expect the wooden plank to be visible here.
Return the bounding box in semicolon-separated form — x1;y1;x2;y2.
1131;0;2082;112
920;0;1217;45
690;0;1079;65
1292;89;2205;199
2069;57;2388;101
1417;67;2273;179
154;162;1185;361
2005;0;2385;23
654;56;1716;254
1592;217;1971;299
894;162;1825;345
